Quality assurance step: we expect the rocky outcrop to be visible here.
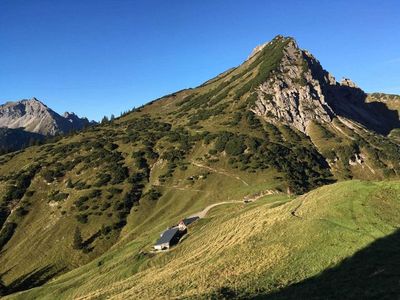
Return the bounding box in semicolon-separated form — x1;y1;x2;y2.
251;39;336;133
63;112;94;129
0;98;94;135
249;37;400;135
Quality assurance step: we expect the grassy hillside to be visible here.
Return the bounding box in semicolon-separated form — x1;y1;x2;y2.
5;180;399;299
0;36;399;297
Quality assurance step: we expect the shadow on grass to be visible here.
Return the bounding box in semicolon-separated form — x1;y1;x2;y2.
3;264;65;296
252;228;400;299
207;229;400;299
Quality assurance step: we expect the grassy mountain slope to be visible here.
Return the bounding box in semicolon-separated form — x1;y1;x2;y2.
6;180;400;299
0;36;399;297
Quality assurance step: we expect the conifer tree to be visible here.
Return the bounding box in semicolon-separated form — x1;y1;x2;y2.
73;227;83;249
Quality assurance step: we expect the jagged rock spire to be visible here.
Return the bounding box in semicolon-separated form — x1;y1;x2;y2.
250;37;337;133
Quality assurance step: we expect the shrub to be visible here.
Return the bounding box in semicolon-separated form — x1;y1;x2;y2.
75;214;88;224
72;227;83;249
53;192;69;202
94;173;112;187
208;149;218;155
15;207;28;217
101;225;112;235
245;111;261;129
225;137;246;156
101;202;111;211
147;187;162;201
66;179;74;188
88;189;102;198
74;196;89;208
26;190;35;197
110;164;129;184
214;132;233;152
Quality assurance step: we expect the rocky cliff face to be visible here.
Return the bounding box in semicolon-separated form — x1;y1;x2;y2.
63;112;95;130
251;39;336;133
0;98;93;135
250;37;399;135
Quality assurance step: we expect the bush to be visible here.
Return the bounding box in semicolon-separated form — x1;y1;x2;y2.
110;164;129;184
208;149;218;155
66;179;74;188
225;137;246;156
74;196;89;208
76;214;88;224
72;227;83;249
101;225;112;235
15;207;29;217
53;192;69;202
74;181;91;190
88;189;102;198
245;111;261;129
147;187;162;201
26;190;35;197
94;173;112;187
214;132;233;152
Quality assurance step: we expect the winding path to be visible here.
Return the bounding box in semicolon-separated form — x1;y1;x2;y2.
189;189;279;219
188;201;243;218
191;161;249;186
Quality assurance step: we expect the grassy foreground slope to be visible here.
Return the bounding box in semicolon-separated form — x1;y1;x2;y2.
7;180;400;299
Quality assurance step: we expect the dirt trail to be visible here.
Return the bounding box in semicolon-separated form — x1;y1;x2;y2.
191;161;249;186
189;189;280;219
189;201;243;218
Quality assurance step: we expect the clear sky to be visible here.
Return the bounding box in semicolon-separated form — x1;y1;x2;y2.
1;0;399;121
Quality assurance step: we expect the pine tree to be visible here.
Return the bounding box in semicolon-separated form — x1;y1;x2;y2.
72;227;83;249
101;116;109;124
66;179;73;188
110;114;115;121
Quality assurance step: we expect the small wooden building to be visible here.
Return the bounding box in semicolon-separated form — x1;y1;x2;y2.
178;216;199;231
154;228;180;250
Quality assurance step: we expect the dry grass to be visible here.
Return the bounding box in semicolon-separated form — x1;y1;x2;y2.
9;180;398;299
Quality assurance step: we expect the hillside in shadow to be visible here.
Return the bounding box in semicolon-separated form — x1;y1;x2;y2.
254;228;400;299
327;84;400;135
0;264;64;296
304;52;400;135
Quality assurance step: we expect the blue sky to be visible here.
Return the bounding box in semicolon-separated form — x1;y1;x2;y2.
1;0;399;121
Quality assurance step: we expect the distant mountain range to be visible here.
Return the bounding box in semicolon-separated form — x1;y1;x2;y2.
0;98;95;152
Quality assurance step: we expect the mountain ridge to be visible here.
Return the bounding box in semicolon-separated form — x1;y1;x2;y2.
0;97;94;136
247;37;399;135
0;35;398;298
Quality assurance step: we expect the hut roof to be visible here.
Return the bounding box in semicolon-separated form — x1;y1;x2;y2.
155;227;179;245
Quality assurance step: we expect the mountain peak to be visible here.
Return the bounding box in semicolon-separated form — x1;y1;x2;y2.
340;78;358;88
63;111;78;118
249;37;337;133
248;35;296;59
0;98;93;135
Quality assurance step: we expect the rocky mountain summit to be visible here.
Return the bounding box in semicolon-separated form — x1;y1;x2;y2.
0;98;93;135
250;37;399;135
